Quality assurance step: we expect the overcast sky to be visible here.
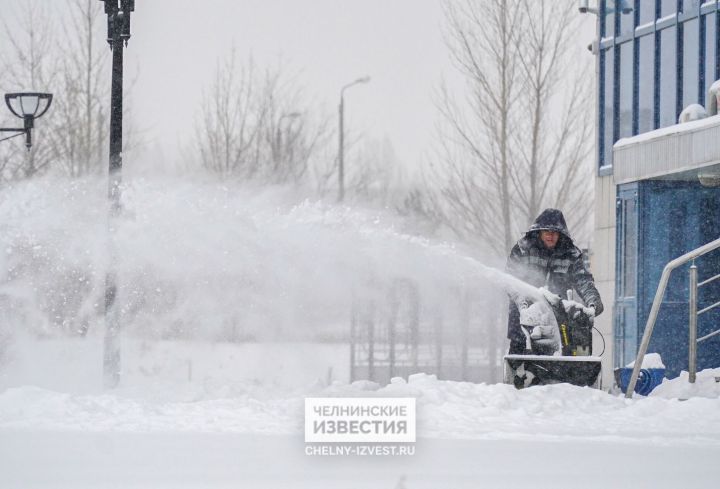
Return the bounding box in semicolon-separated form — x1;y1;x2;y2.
1;1;596;174
127;0;454;172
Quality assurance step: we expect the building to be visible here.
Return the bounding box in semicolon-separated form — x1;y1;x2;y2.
591;0;720;384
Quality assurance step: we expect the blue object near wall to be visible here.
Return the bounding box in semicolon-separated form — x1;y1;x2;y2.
616;367;666;396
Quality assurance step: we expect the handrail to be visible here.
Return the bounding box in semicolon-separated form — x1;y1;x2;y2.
698;328;720;343
698;300;720;316
625;237;720;398
698;272;720;288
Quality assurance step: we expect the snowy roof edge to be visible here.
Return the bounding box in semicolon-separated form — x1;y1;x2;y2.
613;116;720;184
614;115;720;150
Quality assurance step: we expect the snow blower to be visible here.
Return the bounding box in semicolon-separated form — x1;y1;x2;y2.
503;289;602;389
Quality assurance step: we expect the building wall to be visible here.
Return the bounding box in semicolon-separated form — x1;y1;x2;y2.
595;0;720;388
598;0;720;171
593;174;616;388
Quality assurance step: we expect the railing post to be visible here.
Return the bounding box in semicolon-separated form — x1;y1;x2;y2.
689;262;698;384
624;237;720;397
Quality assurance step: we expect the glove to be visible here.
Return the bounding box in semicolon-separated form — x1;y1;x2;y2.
529;324;556;342
527;324;560;354
563;301;595;321
519;301;561;355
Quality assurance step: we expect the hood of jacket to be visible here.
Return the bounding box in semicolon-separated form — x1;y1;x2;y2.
524;208;575;251
527;208;571;237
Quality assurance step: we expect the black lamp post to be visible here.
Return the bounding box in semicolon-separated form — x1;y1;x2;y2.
0;92;53;149
99;0;134;388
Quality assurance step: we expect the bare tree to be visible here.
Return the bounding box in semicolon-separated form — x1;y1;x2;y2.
196;52;262;178
429;0;594;256
0;1;58;179
261;71;330;184
511;0;594;244
0;0;135;179
50;0;110;177
344;136;405;207
195;51;329;185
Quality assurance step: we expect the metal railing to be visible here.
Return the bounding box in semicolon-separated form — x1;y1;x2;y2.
625;237;720;398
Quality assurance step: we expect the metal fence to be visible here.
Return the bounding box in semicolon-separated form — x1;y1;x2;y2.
350;277;505;385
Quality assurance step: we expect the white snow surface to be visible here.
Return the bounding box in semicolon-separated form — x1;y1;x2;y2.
626;352;666;369
651;367;720;400
2;370;720;439
678;103;707;123
1;338;720;488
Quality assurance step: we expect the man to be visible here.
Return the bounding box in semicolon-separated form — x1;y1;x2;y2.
506;208;603;355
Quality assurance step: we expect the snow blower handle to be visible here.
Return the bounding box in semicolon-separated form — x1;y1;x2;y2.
559;295;595;356
518;299;561;355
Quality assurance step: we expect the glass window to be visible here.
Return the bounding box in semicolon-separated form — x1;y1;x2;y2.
602;48;615;167
602;0;616;38
684;18;700;107
639;35;656;133
662;0;678;17
681;0;700;13
660;27;678;126
639;0;657;25
700;195;720;303
620;42;634;137
705;12;718;98
621;197;638;298
667;200;688;302
620;2;635;36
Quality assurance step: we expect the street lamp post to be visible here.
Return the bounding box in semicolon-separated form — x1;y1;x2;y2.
276;112;301;162
99;0;134;388
338;76;370;203
0;92;53;149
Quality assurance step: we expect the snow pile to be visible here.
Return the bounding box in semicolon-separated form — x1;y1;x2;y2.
651;368;720;399
678;103;707;123
626;352;666;369
1;372;720;444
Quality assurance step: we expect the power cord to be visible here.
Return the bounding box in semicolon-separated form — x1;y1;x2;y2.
593;325;606;356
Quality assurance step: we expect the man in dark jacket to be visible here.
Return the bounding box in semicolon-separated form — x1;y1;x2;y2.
506;208;603;354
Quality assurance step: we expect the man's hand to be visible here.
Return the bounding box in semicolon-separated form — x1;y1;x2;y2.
563;301;595;329
528;324;560;354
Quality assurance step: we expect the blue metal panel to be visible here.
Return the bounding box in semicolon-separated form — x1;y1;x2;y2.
635;180;720;377
615;184;639;368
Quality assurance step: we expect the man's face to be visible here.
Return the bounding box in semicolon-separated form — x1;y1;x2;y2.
539;230;560;249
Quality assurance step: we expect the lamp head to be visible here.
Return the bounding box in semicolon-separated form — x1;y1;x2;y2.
5;92;53;120
356;76;371;84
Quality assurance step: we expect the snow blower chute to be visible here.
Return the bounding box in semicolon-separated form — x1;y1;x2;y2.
503;290;602;389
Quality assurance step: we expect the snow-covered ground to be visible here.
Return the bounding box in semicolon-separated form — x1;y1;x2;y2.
1;338;719;489
2;374;720;488
0;178;719;488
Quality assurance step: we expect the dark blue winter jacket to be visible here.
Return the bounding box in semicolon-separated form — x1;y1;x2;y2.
506;209;603;344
